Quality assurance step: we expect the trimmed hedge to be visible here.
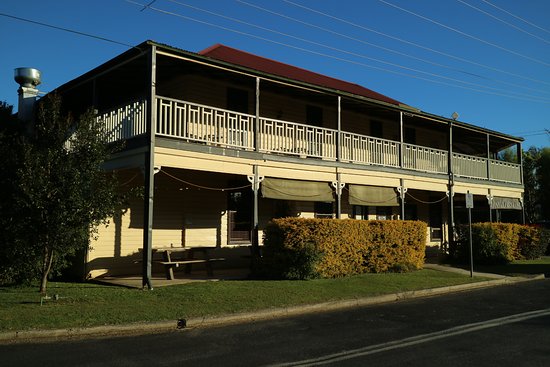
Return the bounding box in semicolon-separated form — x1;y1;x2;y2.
260;218;427;279
454;223;548;265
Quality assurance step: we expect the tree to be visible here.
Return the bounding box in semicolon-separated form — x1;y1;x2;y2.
0;95;126;293
522;146;550;223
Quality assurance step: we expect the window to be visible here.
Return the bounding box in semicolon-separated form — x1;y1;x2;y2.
352;205;369;220
314;202;333;218
370;120;383;139
227;87;249;113
306;105;323;127
404;127;416;144
404;204;418;220
376;207;393;220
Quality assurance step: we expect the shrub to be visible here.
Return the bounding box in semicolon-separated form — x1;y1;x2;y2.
260;218;427;279
454;223;548;265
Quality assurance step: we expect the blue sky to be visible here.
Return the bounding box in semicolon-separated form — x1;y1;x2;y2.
1;0;549;147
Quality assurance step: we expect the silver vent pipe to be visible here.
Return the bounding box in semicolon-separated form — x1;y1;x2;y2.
14;67;41;122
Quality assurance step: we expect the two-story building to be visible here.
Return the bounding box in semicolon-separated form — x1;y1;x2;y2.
56;41;524;286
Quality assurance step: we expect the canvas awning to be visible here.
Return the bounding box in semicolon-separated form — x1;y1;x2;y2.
491;196;522;210
348;185;399;206
261;177;334;202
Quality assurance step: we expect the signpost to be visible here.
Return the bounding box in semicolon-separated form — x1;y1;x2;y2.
465;191;474;277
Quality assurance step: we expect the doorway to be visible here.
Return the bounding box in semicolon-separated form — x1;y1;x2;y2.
227;188;252;244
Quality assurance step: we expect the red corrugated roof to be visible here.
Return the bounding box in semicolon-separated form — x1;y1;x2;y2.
199;44;402;106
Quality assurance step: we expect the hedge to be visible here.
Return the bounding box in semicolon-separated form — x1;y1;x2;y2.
260;218;427;279
454;223;548;265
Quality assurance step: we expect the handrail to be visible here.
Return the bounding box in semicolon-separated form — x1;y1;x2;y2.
130;97;523;184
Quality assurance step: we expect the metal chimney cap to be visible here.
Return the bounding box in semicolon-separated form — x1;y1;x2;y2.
14;67;41;88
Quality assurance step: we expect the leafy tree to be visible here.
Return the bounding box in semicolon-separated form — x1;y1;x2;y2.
0;95;127;293
522;146;550;223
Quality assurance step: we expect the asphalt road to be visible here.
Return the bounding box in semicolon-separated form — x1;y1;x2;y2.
2;279;550;367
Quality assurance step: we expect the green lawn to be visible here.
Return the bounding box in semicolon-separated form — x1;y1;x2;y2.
473;256;550;277
0;269;488;332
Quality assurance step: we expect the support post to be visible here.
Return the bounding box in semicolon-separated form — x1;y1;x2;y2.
448;121;455;249
248;167;264;257
517;142;524;185
255;77;260;152
487;134;491;180
337;96;341;162
399;112;404;168
398;179;407;220
332;172;345;219
142;45;156;290
487;191;493;222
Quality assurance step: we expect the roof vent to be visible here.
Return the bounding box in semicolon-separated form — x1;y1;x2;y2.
14;67;41;88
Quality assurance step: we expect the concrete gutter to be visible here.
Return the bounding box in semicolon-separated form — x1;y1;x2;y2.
0;274;544;344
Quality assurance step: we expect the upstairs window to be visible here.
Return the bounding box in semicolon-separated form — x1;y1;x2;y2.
370;120;383;139
306;105;323;127
227;87;249;114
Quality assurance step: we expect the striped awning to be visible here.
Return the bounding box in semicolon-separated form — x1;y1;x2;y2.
348;185;399;207
261;177;334;202
491;196;522;210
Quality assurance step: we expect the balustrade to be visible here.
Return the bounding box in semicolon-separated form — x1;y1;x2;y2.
96;97;522;185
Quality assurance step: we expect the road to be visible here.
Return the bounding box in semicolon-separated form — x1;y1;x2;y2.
2;279;549;366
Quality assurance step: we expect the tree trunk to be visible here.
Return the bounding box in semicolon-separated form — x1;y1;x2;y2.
39;247;54;294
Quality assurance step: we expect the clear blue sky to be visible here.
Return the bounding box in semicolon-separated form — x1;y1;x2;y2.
1;0;549;148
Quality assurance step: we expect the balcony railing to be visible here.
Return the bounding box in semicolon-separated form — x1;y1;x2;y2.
259;117;337;159
97;100;147;143
97;97;522;185
403;144;448;174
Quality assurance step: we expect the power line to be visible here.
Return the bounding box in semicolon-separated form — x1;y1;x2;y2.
160;0;550;103
377;0;550;67
456;0;550;45
238;0;550;97
481;0;550;35
282;0;550;87
127;0;550;103
0;12;134;49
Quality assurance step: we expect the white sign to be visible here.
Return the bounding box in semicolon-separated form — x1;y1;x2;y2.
465;192;474;209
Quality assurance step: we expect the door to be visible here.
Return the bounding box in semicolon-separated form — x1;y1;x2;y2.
227;188;252;244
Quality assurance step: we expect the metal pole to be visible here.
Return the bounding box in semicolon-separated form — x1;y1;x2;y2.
448;121;455;249
255;77;260;152
399;112;404;168
337;96;341;162
400;178;406;220
142;45;156;290
336;172;342;219
248;166;263;258
486;133;491;180
468;205;474;278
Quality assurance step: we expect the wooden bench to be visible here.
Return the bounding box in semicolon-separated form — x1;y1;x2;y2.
153;247;225;280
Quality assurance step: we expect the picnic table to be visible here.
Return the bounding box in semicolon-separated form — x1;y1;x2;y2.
153;247;225;280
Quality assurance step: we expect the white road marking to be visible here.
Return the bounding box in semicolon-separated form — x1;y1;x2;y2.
269;308;550;366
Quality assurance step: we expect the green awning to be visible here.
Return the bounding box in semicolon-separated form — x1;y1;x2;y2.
491;196;522;210
348;185;399;206
261;178;334;202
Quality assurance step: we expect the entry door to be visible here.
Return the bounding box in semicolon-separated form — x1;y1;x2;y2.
429;203;443;241
228;188;252;244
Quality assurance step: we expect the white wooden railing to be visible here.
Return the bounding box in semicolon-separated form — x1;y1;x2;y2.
341;132;399;167
452;153;488;179
403;144;448;174
97;97;522;185
259;117;337;159
157;97;255;150
490;160;521;183
97;100;147;143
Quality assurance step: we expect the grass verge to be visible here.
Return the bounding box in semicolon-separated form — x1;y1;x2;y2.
472;256;550;277
0;269;489;332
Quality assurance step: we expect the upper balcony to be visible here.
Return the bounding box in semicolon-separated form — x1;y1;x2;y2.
98;96;522;185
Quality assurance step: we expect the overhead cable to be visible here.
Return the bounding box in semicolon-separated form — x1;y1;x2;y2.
481;0;550;35
0;12;134;48
238;0;549;96
281;0;550;87
377;0;550;67
155;1;550;103
456;0;550;45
